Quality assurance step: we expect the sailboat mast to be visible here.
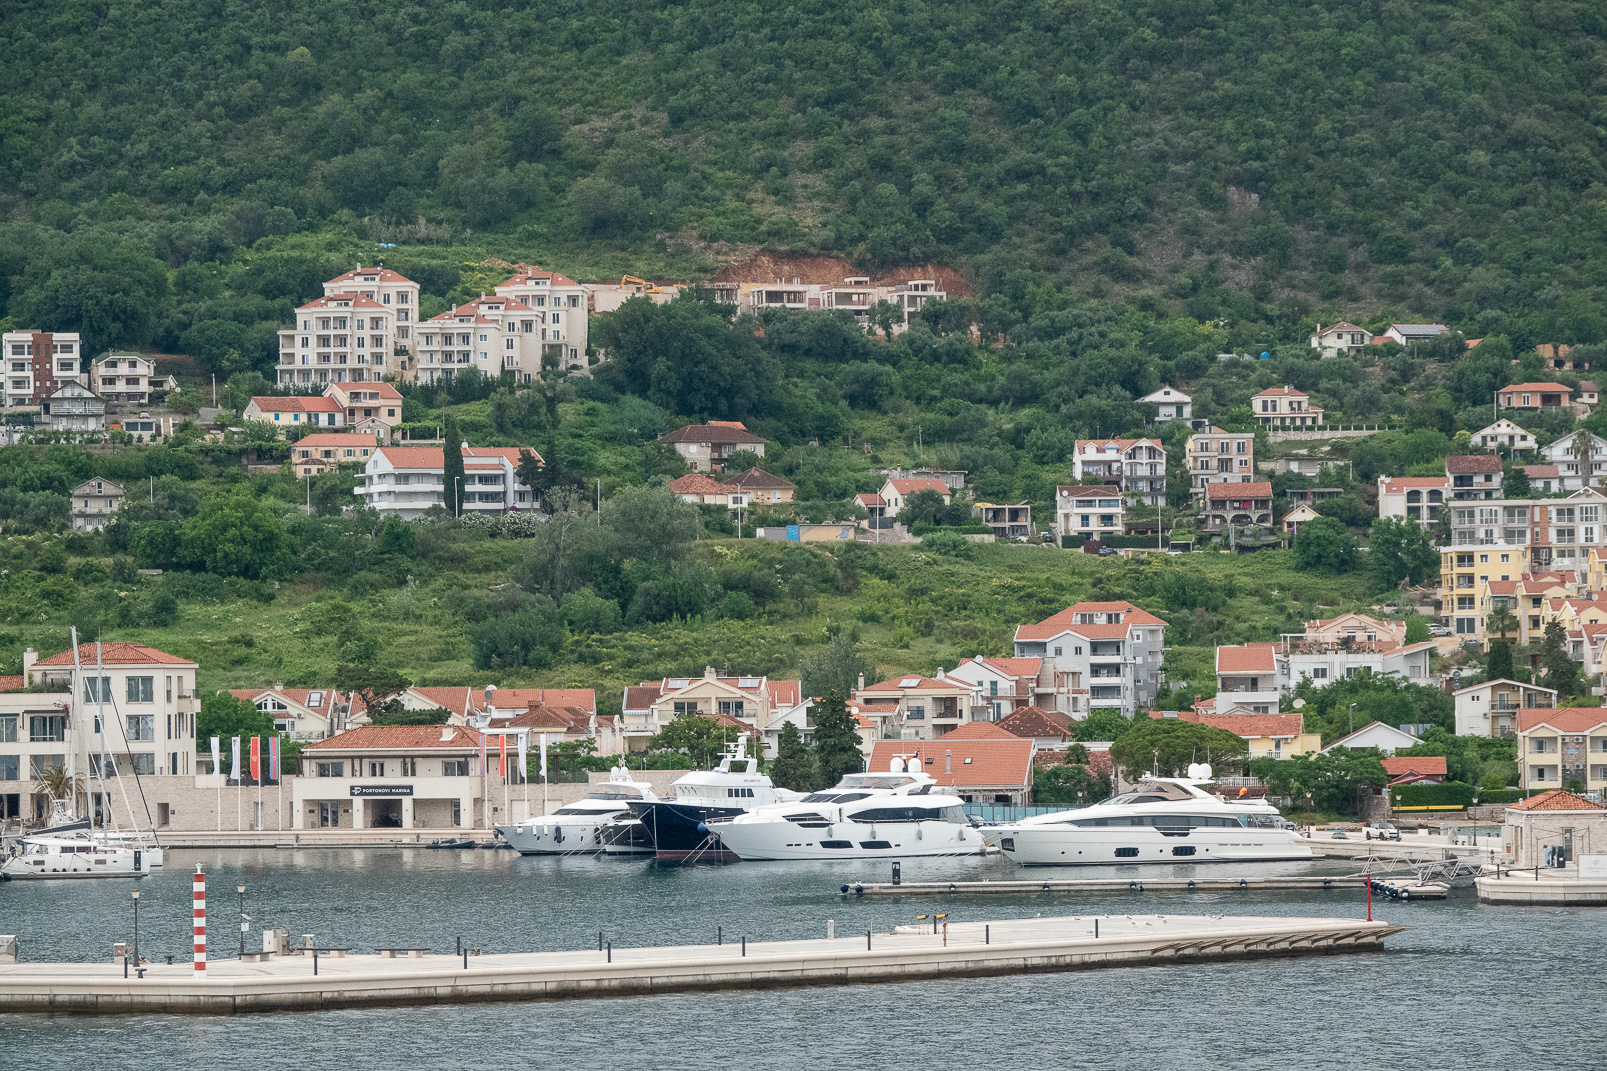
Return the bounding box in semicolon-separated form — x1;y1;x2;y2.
69;627;89;824
96;641;106;830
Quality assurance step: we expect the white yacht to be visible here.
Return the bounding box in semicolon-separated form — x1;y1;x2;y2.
1;829;161;880
627;736;801;863
982;764;1311;866
707;759;987;861
496;766;659;855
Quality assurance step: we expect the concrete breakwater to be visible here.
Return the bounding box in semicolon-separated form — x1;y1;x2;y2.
0;914;1404;1014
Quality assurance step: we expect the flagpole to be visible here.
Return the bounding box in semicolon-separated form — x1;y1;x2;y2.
255;737;262;832
276;736;282;832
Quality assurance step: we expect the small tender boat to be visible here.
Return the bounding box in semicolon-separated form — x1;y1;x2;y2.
426;837;477;850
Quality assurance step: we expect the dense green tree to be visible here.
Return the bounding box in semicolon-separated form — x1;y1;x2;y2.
768;721;820;792
1486;640;1515;683
797;632;877;700
593;298;773;421
196;692;275;749
10;237;168;356
468;594;564;670
1248;749;1388;816
810;691;864;787
1540;621;1583;699
648;715;743;768
1072;709;1135;742
1109;719;1248;781
334;664;411;723
1367;518;1439;591
178;491;292;580
1404;615;1431;644
1293;517;1357;573
442;417;465;517
1032;763;1112;806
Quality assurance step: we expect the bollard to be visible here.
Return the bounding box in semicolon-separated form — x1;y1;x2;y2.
456;935;462;956
313;949;318;976
942;922;947;947
598;930;604;952
718;926;722;946
741;937;746;957
607;941;611;963
1094;918;1099;938
827;920;835;940
462;948;468;969
892;861;901;886
985;925;989;945
866;929;871;950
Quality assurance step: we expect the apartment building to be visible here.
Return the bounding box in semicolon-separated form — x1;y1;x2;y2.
42;382;106;430
1012;601;1168;716
1201;481;1273;530
851;671;971;742
943;656;1055;721
70;478;125;532
1540;431;1607;489
1442;489;1607;576
1308;322;1374;355
0;643;200;797
3;329;87;409
244;395;344;430
1446;454;1503;499
1140;385;1192;421
1516;707;1607;793
296;725;509;829
1214;643;1286;714
972;502;1033;540
1215;630;1434;713
417;295;551;384
1472;418;1537;454
620;669;806;754
1376;476;1449;523
1072;438;1167;505
711;277;947;333
276;265;418;383
355;445;540;519
1055;485;1123;543
1251;386;1324;427
92;352;156;405
1441;544;1530;637
326;382;403;435
1454;679;1557;737
1185;426;1255;497
493;265;590;371
228;685;348;742
658;421;767;472
1497;382;1572;412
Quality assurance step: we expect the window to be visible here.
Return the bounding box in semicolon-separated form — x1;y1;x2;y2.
130;754;155;776
126;676;154;703
1311;667;1329;679
672;701;699;716
83;675;112;702
1114;847;1140;858
717;700;745;718
906;705;926;720
443;759;469;776
29;715;66;742
126;715;155;742
316;761;345;777
400;758;417;777
368;761;384;777
0;756;17;780
0;714;14;742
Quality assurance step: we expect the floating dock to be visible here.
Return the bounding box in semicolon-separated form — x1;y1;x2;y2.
1475;872;1607;905
844;876;1449;899
0;914;1404;1014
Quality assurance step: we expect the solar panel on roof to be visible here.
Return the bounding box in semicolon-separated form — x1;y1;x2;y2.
737;677;763;688
899;677;920;687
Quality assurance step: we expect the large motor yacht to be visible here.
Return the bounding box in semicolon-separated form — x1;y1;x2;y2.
982;764;1311;866
626;736;799;864
707;759;987;861
495;765;659;855
1;829;162;880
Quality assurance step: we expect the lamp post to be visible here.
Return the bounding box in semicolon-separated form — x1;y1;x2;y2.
237;883;247;957
1471;795;1480;853
454;476;463;518
131;890;140;968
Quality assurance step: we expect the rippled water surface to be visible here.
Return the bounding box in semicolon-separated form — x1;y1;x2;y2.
0;848;1594;1069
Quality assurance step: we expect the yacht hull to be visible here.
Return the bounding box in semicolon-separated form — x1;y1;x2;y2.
983;826;1313;866
629;802;748;864
710;819;988;861
496;815;621;855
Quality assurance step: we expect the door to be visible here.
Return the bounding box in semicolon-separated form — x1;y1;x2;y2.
319;802;336;828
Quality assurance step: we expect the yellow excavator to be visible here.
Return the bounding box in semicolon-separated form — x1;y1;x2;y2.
622;274;663;295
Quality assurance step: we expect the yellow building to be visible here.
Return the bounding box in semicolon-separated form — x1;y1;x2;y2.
1442;545;1529;640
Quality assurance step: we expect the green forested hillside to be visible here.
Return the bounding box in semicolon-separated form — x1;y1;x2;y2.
4;0;1607;353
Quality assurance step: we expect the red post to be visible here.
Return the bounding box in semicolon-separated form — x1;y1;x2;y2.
1364;877;1372;922
193;868;207;973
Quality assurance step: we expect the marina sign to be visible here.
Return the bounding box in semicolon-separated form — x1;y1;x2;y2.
350;785;414;797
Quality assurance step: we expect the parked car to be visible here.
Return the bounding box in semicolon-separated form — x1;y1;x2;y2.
1330;830;1349;839
1040;531;1057;545
1097;546;1118;557
1366;821;1401;841
1426;623;1453;637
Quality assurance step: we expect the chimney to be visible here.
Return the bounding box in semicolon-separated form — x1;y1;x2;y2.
439;726;453;742
484;684;496;712
274;681;285;692
945;750;953;775
22;647;36;684
704;666;718;680
936;668;946;681
856;673;865;692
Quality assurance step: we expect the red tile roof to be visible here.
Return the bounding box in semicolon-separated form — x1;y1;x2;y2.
1216;642;1281;675
483;688;595;714
326;266;415;286
1445;454;1502;475
34;642;195;667
859;675;965;694
294;433;380;449
1515;707;1607;733
1253;386;1308;398
502;704;593;732
721;468;796;491
971;657;1044;678
307;726;485;751
228;687;343;716
995;705;1072;739
885;478;952;497
659;423;766;445
668;474;731;495
1378;476;1450;494
868;739;1034;788
297;293;387;311
1156;710;1305;738
854;493;885;508
496;264;581;289
1015;601;1168;641
329;382;403;401
1206;481;1272;500
371;446;541;470
1059;484;1122;498
0;675;25;692
1500;382;1573;395
250;396;343;413
1508;789;1606;812
1381;756;1447;778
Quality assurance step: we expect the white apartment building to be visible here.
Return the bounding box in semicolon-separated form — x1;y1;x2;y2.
326;381;403;435
1215;631;1435;714
355;445;539;519
70;478;125;532
1473;419;1537;454
1540;432;1607;489
1453;679;1556;738
1516;707;1607;793
1012;601;1168;716
1072;438;1167;505
493;265;590;372
711;277;948;334
418;296;549;384
942;656;1055;721
276;264;419;386
1055;485;1124;543
1185;426;1255;497
1252;386;1324;427
3;330;88;409
92;352;156;405
1376;476;1449;523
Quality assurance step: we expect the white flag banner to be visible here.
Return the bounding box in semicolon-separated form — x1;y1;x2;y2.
210;737;221;776
517;732;528;777
230;736;241;780
539;733;548;779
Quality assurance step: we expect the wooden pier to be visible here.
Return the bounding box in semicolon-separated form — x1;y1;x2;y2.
0;913;1405;1014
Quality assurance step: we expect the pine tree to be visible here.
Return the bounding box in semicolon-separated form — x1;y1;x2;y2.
768;721;820;792
1486;640;1514;683
1540;621;1582;700
443;416;466;517
811;691;864;788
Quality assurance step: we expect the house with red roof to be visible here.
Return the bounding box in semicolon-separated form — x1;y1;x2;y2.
994;706;1074;747
325;381;403;435
493;264;590;373
290;433;383;477
275;264;420;387
1309;322;1374;355
659;421;768;472
1516;707;1607;792
1445;454;1503;500
943;656;1054;720
868;737;1035;805
298;725;499;830
621;667;807;755
1201;480;1273;530
228;685;349;742
668;473;739;506
1498;382;1573;412
1502;788;1607;867
876;476;953;514
355;444;542;519
417;294;551;386
851;670;973;742
720;467;796;504
1252;386;1324;428
1071;438;1168;506
1150;709;1321;761
1381;755;1448;785
1376;475;1450;523
1013;601;1168;717
244;394;344;431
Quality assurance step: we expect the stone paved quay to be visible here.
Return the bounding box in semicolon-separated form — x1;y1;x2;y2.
0;913;1404;1014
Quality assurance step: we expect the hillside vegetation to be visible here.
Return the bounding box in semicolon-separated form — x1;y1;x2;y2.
4;0;1607;353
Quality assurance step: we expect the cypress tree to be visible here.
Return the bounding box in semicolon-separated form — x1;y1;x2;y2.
811;691;864;788
1486;640;1514;683
442;415;466;517
768;721;820;792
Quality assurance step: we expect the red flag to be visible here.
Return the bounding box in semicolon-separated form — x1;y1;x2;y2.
249;736;261;781
499;733;507;778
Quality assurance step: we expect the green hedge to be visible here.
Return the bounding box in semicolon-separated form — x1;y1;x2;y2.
1393;782;1475;809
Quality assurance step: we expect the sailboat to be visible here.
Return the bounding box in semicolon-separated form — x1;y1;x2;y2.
0;631;165;880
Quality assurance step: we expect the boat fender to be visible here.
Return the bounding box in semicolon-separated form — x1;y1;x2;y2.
949;883;956;893
1187;880;1195;888
697;822;708;833
855;883;864;896
1239;878;1247;887
916;826;921;841
554;827;562;844
1129;880;1138;889
841;884;850;895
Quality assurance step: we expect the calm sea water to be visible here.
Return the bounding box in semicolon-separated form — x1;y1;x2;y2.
0;848;1595;1070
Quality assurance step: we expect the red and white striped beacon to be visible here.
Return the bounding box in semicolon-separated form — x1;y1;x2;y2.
192;867;207;973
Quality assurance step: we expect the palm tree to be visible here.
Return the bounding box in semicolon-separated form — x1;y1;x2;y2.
32;764;81;813
1486;603;1518;646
